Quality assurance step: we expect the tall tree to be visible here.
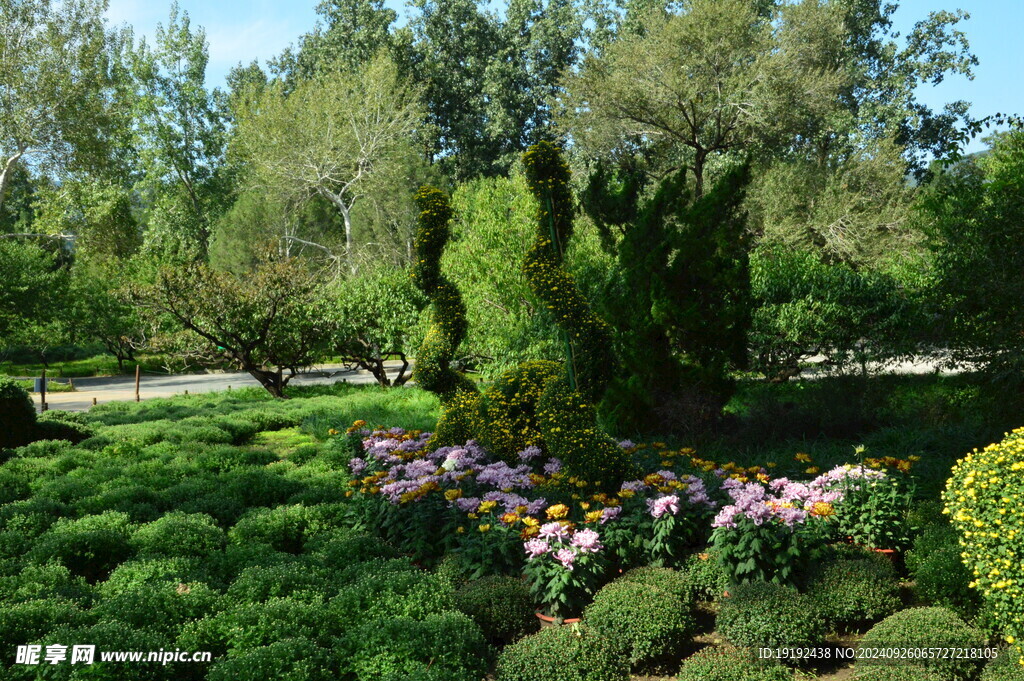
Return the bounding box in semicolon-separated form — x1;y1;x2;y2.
406;0;501;180
0;0;124;213
232;53;423;272
131;2;227;260
564;0;846;198
270;0;398;83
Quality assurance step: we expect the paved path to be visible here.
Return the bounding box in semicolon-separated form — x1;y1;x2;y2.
32;362;413;413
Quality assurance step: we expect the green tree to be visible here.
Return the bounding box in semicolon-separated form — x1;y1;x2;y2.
406;0;501;180
331;267;425;387
232;53;423;272
132;256;336;397
921;130;1024;381
132;2;228;260
271;0;398;82
0;0;127;213
564;0;845;198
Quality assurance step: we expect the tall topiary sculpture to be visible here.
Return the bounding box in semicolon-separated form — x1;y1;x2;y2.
411;143;631;488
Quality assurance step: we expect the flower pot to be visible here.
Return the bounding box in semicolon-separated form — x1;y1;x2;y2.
535;612;581;628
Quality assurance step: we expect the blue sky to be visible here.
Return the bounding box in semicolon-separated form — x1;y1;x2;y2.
105;0;1022;153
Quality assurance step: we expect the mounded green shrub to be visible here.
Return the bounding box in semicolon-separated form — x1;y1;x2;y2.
206;637;336;681
981;650;1024;681
35;410;94;444
29;511;135;582
584;581;696;670
616;565;695;604
131;512;226;558
178;597;328;657
306;530;400;566
346;612;490;681
682;550;729;600
716;582;827;654
858;607;989;681
852;664;951;680
226;562;337;603
496;624;629;681
906;523;981;618
328;568;455;627
806;555;901;631
0;377;36;449
677;648;794;681
92;581;223;634
453;575;539;644
0;598;90;647
0;563;91;602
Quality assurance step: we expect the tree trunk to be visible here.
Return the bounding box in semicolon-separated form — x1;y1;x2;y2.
0;149;26;213
249;366;288;398
692;149;707;200
392;353;411;387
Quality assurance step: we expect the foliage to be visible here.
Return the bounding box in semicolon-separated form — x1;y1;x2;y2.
717;581;827;655
857;607;989;681
495;624;629;681
585;163;752;434
615;565;693;604
453;576;538;644
676;648;794;681
852;665;951;681
833;473;916;551
0;0;128;213
749;246;926;381
944;427;1024;665
981;651;1024;681
583;580;695;671
906;523;981;618
332;266;424;387
133;256;336;397
805;554;901;631
29;511;136;583
682;550;730;600
0;377;37;449
345;612;491;681
35;410;94;444
233;52;423;271
922;131;1024;379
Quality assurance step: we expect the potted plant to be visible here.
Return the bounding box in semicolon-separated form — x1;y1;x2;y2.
523;520;608;624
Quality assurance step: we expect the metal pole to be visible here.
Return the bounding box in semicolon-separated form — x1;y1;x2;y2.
40;368;47;413
134;365;140;402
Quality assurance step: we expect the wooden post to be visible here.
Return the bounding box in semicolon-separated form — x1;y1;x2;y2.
68;377;74;390
134;365;140;402
40;368;47;413
92;397;97;406
184;390;188;395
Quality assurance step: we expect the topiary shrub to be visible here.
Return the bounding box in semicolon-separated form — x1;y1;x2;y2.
477;360;561;463
682;550;730;600
227;505;314;553
0;377;37;449
806;555;901;631
0;563;91;602
584;581;696;671
29;511;135;582
906;523;981;618
345;612;490;681
453;576;539;644
328;568;455;628
852;664;951;680
496;624;628;681
177;597;328;658
305;529;400;566
676;648;794;681
858;607;989;681
226;562;337;604
0;598;90;647
616;565;695;604
716;581;827;655
131;512;226;558
92;580;223;634
981;650;1024;681
944;427;1024;666
206;637;336;681
35;410;94;443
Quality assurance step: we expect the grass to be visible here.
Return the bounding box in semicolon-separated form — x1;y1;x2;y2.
0;353;178;378
11;378;76;393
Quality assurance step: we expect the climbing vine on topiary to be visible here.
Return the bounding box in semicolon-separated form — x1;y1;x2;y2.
411;144;632;489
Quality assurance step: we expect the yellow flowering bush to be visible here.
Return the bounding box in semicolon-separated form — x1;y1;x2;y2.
944;426;1024;667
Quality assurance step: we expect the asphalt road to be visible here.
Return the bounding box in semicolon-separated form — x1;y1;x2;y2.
32;361;412;413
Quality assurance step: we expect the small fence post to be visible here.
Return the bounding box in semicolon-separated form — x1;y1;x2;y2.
40;368;47;412
135;365;140;402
